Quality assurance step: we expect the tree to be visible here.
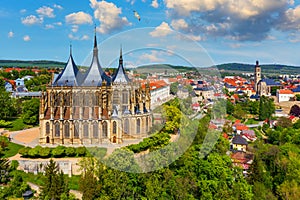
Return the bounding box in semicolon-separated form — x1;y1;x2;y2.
233;104;246;119
259;96;275;120
0;91;17;120
170;82;179;95
21;98;40;125
295;94;300;101
226;99;234;115
79;170;100;200
290;104;300;117
40;159;69;200
276;117;293;128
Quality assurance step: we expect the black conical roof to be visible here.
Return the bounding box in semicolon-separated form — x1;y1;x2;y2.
112;47;130;83
80;31;111;86
53;46;81;86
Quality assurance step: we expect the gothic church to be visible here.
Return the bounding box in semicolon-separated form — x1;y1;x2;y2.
39;33;152;145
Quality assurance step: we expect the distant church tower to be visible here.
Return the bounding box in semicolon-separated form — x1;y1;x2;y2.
254;60;261;92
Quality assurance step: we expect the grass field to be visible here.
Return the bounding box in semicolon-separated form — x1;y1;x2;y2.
0;136;24;158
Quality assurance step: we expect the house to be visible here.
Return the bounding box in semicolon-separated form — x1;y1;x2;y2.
231;151;254;175
192;102;200;112
231;135;248;152
232;120;249;134
289;115;299;124
242;130;257;141
276;89;294;102
15;78;25;86
4;81;14;92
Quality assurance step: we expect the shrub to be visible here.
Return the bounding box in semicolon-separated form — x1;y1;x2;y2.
52;146;66;158
65;147;76;157
19;147;31;157
10;160;19;171
39;147;51;158
76;147;87;157
28;146;42;158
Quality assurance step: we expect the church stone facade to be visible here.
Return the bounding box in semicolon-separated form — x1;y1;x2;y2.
39;33;152;145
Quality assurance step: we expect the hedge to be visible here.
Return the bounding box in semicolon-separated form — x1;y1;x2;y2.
18;146;88;158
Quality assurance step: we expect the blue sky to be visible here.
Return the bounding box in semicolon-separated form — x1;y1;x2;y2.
1;0;300;68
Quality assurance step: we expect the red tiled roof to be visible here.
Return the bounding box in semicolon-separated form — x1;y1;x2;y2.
278;89;294;94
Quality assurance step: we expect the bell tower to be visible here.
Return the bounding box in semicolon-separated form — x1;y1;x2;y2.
254;60;261;92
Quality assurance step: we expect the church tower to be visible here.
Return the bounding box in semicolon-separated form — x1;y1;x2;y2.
254;60;261;92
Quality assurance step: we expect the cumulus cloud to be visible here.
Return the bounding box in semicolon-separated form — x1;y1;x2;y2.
71;25;79;33
21;15;43;25
171;19;188;31
90;0;131;34
45;24;55;29
53;4;63;10
20;9;26;14
150;22;173;37
36;6;55;18
139;50;165;62
68;34;90;40
65;11;92;24
164;0;300;41
23;35;31;41
151;0;159;8
54;22;62;26
8;31;14;38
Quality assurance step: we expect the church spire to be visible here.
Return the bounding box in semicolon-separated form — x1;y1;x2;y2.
119;45;123;65
93;25;98;56
70;42;72;56
112;46;130;83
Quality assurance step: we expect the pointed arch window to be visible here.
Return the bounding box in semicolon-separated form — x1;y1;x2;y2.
74;122;79;139
137;119;140;134
64;122;70;138
102;121;108;138
46;122;50;135
83;122;89;138
93;122;98;138
124;119;129;134
113;121;117;134
55;122;60;137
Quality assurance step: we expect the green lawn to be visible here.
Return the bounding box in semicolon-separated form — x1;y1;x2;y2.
245;118;260;125
14;170;81;190
7;118;28;131
0;136;24;158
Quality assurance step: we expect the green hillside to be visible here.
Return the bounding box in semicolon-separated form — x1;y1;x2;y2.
0;60;66;68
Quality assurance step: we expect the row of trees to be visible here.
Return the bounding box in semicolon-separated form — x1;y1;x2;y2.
19;146;87;158
226;96;275;120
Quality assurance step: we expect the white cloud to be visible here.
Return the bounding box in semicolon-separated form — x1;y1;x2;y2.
171;19;188;31
81;35;90;40
164;0;295;41
90;0;131;34
54;22;63;26
8;31;14;38
23;35;31;42
36;6;55;18
139;50;165;62
68;34;90;40
151;0;159;8
21;15;43;25
45;24;55;29
65;11;92;24
71;25;79;33
20;9;26;14
150;22;173;37
53;4;63;10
